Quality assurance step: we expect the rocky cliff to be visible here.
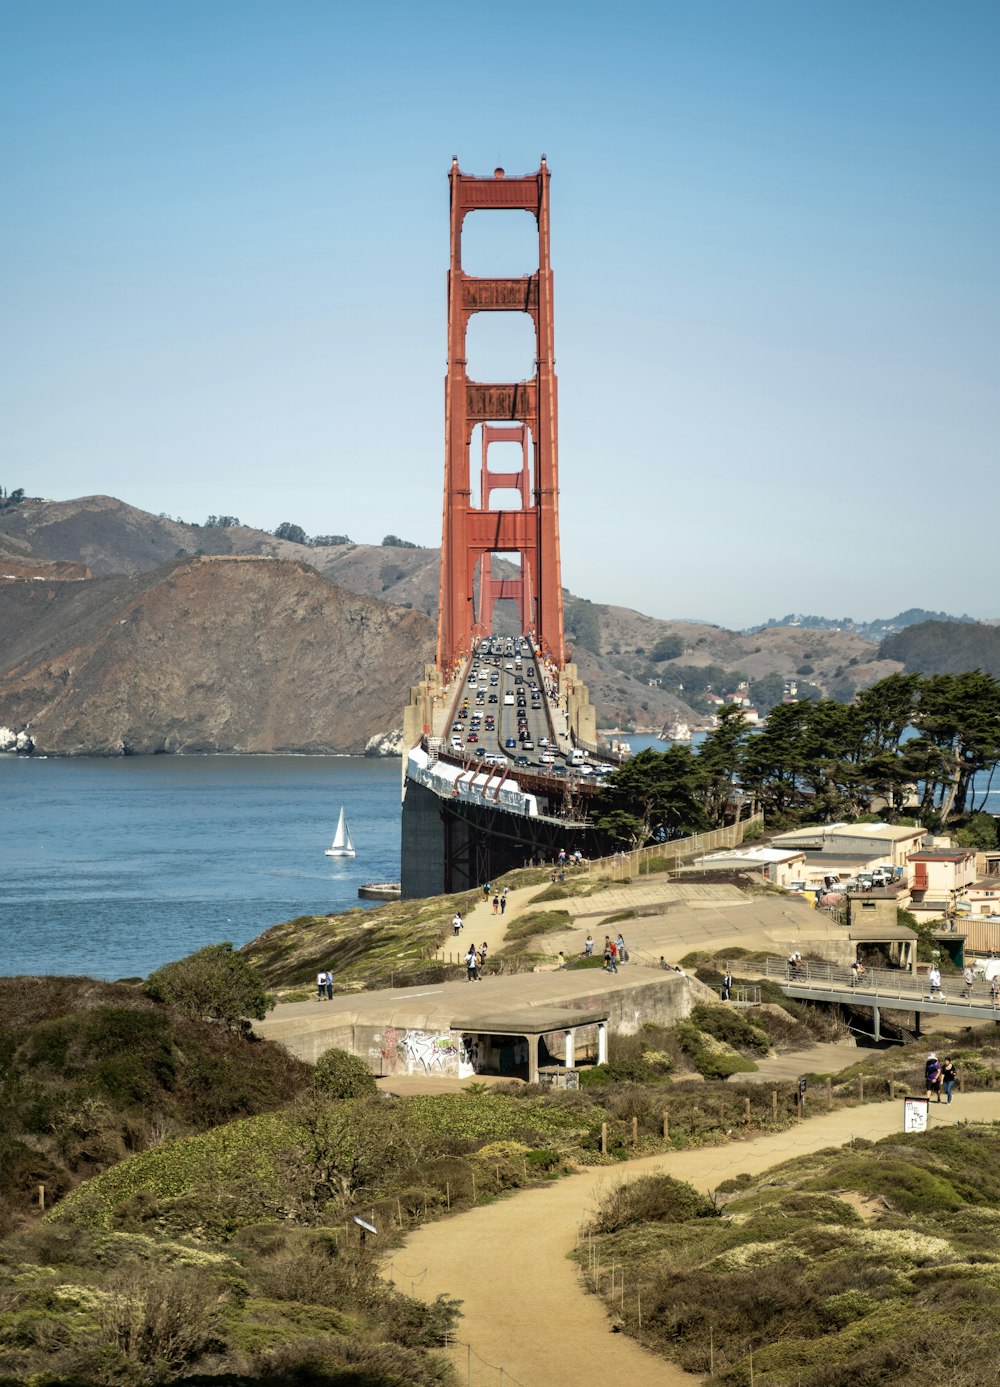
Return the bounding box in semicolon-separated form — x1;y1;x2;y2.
0;556;434;755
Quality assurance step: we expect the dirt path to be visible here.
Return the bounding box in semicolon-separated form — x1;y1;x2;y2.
393;1093;1000;1387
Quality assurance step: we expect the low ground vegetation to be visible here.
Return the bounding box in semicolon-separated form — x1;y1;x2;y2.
578;1125;1000;1385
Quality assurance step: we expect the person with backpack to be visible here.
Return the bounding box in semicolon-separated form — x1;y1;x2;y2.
465;944;479;981
925;1053;943;1103
316;970;327;1001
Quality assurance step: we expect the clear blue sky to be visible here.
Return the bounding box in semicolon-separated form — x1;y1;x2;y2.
3;1;998;629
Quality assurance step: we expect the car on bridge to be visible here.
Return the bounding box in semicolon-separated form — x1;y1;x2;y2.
467;732;478;742
505;737;516;748
514;755;530;767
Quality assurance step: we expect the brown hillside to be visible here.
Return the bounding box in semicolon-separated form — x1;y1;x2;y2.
0;556;435;755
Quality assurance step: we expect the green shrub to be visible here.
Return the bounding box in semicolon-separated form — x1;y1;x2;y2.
588;1173;716;1233
311;1048;378;1100
690;1003;770;1055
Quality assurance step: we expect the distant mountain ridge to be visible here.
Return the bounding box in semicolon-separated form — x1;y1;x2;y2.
3;492;977;751
878;620;1000;679
748;608;982;643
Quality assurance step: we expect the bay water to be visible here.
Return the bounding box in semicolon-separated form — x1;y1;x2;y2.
1;755;402;980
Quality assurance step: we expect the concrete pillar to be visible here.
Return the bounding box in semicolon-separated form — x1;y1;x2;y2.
597;1022;608;1065
564;1029;575;1070
527;1033;540;1084
914;1009;922;1038
873;1005;881;1043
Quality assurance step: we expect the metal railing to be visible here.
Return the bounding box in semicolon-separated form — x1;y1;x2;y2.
764;955;1000;1009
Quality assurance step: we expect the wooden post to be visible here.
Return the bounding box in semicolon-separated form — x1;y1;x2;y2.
771;1089;778;1121
446;1182;450;1211
631;1115;639;1145
471;1170;476;1202
743;1096;751;1125
37;1184;45;1211
662;1110;669;1141
601;1121;608;1155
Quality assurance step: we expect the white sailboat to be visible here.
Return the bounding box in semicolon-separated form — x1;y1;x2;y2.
325;807;356;858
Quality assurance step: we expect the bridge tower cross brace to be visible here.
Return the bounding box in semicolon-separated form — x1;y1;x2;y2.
436;157;565;674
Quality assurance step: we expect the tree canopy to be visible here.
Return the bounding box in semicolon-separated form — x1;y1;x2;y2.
595;670;1000;840
145;943;274;1028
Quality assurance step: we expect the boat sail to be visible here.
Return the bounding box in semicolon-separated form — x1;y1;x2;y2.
325;807;356;858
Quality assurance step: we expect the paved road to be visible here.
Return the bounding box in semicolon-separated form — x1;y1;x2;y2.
395;1092;1000;1387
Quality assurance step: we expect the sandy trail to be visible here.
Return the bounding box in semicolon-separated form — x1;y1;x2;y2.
393;1093;1000;1387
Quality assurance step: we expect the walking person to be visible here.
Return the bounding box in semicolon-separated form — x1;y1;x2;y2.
482;881;491;901
615;932;627;964
466;944;479;982
452;912;464;936
925;1053;943;1103
961;965;975;998
928;963;943;999
479;942;488;973
500;894;507;916
584;933;594;958
992;976;1000;1009
492;894;500;915
316;969;327;1001
941;1056;958;1104
721;969;733;1002
325;969;334;1000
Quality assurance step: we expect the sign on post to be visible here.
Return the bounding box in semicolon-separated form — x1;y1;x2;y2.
903;1097;929;1133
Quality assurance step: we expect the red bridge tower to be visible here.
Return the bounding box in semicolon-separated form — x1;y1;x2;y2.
436;158;565;672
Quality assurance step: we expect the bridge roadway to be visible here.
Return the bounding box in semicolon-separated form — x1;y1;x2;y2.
431;634;606;815
401;635;607;894
763;955;1000;1041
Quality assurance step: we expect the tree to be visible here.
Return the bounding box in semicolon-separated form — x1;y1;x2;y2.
273;522;308;545
380;534;419;548
310;533;351;547
909;671;1000;828
204;515;240;528
955;812;999;852
650;634;685;662
595;746;707;847
696;705;754;825
145;943;273;1028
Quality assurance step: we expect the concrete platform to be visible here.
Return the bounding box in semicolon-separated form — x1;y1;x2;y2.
254;964;703;1077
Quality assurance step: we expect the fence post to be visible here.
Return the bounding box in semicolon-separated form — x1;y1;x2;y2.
631;1116;639;1145
601;1122;608;1155
771;1089;778;1121
662;1110;669;1141
744;1096;751;1125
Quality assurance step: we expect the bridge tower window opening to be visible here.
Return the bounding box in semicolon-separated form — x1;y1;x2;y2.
458;207;539;279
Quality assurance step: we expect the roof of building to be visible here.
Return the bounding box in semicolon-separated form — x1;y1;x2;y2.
848;925;918;942
908;849;975;862
773;822;925;846
449;1006;609;1035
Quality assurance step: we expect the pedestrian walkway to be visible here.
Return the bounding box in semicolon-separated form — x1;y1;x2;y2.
396;1091;1000;1387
